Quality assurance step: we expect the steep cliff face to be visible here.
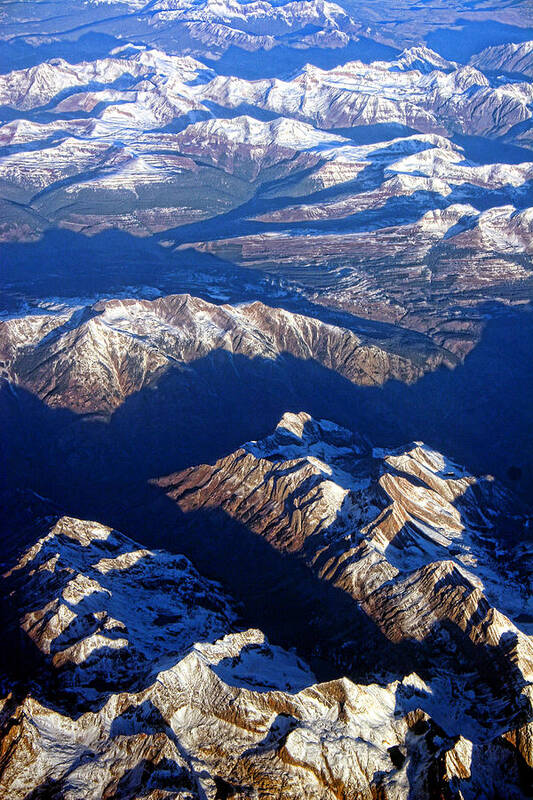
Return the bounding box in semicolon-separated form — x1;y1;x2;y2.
157;413;533;748
470;41;533;79
1;493;532;799
0;294;452;414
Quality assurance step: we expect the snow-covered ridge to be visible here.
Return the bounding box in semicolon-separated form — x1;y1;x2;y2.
77;0;361;58
159;412;533;744
1;493;532;799
199;58;533;139
394;46;458;73
170;410;533;635
0;42;530;258
471;40;533;79
0;293;453;415
3;512;236;680
150;0;354;29
176;113;351;150
0;36;530;256
0;45;530;138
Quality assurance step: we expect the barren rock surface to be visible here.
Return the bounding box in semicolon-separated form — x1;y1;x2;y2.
1;486;532;799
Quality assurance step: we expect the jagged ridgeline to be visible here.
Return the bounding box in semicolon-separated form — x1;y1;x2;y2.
1;412;532;797
0;0;532;798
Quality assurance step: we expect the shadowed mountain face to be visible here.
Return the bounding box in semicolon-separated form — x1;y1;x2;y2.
1;1;532;798
0;298;532;796
1;16;532;362
1;297;532;503
1;419;532;798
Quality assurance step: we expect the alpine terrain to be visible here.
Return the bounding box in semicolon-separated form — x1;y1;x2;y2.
0;0;532;797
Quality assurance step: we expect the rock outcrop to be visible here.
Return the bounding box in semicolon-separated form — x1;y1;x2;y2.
158;412;533;741
0;293;453;414
1;491;532;799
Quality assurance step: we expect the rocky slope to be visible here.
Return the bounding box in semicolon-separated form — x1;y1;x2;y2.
1;41;530;361
1;490;532;799
158;412;533;737
0;293;454;414
471;41;533;79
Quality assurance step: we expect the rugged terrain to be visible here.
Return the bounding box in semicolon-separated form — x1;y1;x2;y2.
1;28;532;360
1;1;532;798
1;419;533;798
1;291;531;508
159;412;533;691
0;293;454;414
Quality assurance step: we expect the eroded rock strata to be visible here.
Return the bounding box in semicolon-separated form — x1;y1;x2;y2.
1;487;532;799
